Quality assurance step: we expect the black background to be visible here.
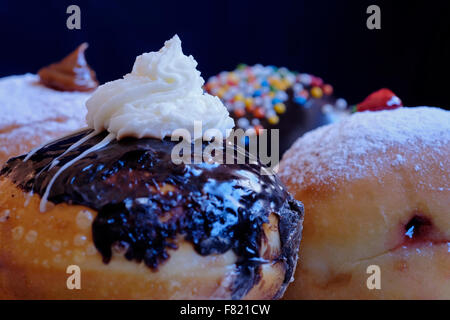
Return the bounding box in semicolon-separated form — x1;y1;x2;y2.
0;300;445;319
0;0;449;108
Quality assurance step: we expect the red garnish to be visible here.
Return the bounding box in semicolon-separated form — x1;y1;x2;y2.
357;88;403;112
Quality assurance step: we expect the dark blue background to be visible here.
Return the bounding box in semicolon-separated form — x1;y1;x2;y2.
1;0;449;107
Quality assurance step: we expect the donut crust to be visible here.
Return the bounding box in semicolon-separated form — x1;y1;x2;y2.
0;179;301;299
280;113;450;299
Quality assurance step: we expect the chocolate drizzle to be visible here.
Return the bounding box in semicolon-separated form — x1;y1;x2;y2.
1;130;303;299
38;43;98;92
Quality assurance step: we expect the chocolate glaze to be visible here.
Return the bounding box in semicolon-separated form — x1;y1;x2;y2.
1;130;303;299
241;88;340;155
276;89;339;154
38;43;98;92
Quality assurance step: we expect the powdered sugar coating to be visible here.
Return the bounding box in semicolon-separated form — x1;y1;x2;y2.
0;74;90;129
279;107;450;190
0;74;92;162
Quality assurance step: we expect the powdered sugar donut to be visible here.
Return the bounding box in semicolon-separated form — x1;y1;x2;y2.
0;44;98;164
0;74;92;163
279;106;450;299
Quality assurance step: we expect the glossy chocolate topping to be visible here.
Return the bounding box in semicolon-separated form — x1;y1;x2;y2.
1;130;303;299
38;43;98;92
260;88;338;154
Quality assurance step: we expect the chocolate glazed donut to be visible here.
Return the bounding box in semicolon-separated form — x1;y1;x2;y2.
1;129;303;299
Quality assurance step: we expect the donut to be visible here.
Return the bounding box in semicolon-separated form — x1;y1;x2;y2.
205;65;349;154
0;129;303;299
279;105;450;299
0;43;98;164
0;36;304;300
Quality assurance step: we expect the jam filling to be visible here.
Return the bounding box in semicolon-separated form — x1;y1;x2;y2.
404;214;433;241
1;129;303;299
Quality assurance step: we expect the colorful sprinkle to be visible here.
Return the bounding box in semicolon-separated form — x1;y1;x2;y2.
298;90;309;98
323;84;333;96
310;76;323;87
268;115;280;125
336;98;348;110
217;88;226;98
274;103;286;114
237;117;250;129
253;107;265;118
234;108;246;118
294;96;307;105
311;87;323;99
205;64;347;130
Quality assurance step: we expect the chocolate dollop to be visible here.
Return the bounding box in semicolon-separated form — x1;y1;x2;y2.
38;43;98;92
1;130;303;299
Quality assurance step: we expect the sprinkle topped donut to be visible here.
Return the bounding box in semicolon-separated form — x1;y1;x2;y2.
205;64;349;154
0;43;98;164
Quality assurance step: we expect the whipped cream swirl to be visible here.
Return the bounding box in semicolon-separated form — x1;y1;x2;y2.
86;35;234;141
